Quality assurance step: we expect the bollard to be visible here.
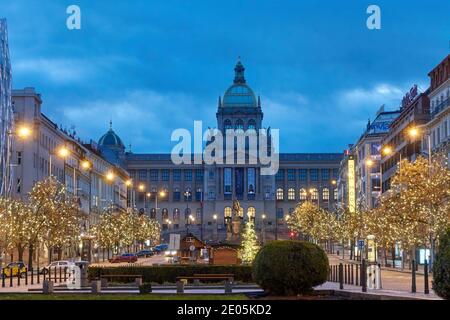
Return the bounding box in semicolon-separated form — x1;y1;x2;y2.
9;270;13;287
224;279;233;294
17;271;21;286
411;260;416;293
2;269;5;288
176;280;184;294
54;267;57;283
59;267;62;283
378;263;382;289
31;268;34;285
339;263;344;290
91;280;101;293
361;259;367;292
64;267;67;282
351;265;354;285
424;260;429;294
25;268;28;285
43;280;54;294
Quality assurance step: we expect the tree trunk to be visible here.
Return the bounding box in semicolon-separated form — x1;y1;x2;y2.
28;243;34;270
384;247;388;266
391;246;395;268
48;247;53;264
57;248;62;261
17;245;25;262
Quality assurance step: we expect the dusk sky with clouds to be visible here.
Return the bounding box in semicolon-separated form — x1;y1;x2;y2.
3;0;450;153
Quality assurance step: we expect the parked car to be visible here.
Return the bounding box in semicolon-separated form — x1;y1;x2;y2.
108;253;138;263
135;250;154;258
153;244;169;253
1;261;27;278
41;260;75;275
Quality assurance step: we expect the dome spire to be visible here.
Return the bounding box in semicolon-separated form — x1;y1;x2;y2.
234;57;246;84
109;119;113;130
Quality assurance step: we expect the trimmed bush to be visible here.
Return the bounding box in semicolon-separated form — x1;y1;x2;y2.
88;265;253;284
253;240;329;295
139;283;152;294
433;229;450;299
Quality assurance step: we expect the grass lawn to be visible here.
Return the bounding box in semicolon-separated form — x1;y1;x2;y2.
0;293;248;300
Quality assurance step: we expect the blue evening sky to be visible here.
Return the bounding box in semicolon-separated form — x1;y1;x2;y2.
3;0;450;153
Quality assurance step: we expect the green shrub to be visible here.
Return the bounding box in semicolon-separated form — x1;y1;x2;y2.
252;240;329;295
433;229;450;299
88;265;253;284
139;283;152;294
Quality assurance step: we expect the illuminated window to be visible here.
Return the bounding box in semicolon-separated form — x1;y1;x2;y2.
247;207;255;221
310;188;318;200
224;207;232;224
288;188;296;200
334;188;338;201
276;188;284;200
299;188;307;200
323;188;330;201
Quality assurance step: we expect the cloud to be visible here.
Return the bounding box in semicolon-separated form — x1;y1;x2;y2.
14;58;92;83
337;83;405;110
60;90;213;152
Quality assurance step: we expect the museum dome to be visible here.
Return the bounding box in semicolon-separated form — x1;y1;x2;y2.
222;60;257;108
98;121;124;148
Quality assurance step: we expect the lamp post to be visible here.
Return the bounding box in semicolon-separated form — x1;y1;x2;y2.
213;214;218;241
261;214;267;244
184;190;192;234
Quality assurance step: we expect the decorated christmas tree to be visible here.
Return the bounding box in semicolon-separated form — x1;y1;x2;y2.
238;221;260;264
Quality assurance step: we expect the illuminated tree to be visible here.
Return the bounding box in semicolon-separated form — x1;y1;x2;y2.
238;221;260;264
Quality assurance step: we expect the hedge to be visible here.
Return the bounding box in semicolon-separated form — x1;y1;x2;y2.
88;265;254;284
433;229;450;299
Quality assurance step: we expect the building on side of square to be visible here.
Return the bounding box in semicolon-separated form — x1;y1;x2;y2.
98;61;343;242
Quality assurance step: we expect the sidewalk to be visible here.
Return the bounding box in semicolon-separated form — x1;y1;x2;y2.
317;282;441;300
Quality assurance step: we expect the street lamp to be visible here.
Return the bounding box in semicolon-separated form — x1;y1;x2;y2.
212;214;218;241
16;126;32;139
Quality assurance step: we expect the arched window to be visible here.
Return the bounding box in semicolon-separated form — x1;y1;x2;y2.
247;207;255;222
288;188;296;200
150;208;157;219
247;119;256;130
235;119;244;130
224;207;232;224
173;208;180;223
299;188;307;201
196;208;202;225
323;188;330;201
276;188;284;200
310;188;318;200
162;208;169;222
224;119;232;130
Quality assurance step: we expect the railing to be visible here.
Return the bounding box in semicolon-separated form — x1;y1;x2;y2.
431;98;450;118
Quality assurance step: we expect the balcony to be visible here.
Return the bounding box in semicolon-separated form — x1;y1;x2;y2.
431;98;450;118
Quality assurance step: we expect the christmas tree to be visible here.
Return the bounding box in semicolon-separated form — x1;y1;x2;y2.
238;221;260;264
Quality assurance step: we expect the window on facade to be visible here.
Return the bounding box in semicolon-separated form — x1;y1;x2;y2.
238;207;244;218
275;169;284;181
184;208;191;223
150;208;157;219
173;169;181;181
173;188;181;201
195;169;203;181
310;169;318;181
162;208;169;222
224;119;232;131
195;187;202;201
248;119;256;130
196;208;202;224
334;188;338;201
323;188;330;201
310;188;318;200
139;170;147;180
235;119;244;130
224;207;232;224
150;169;158;181
208;170;215;180
321;169;329;181
184;170;192;181
287;169;295;181
17;152;22;165
173;208;180;222
161;169;169;181
299;188;307;200
276;188;284;200
299;169;308;181
276;208;284;220
288;188;295;200
332;168;338;179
